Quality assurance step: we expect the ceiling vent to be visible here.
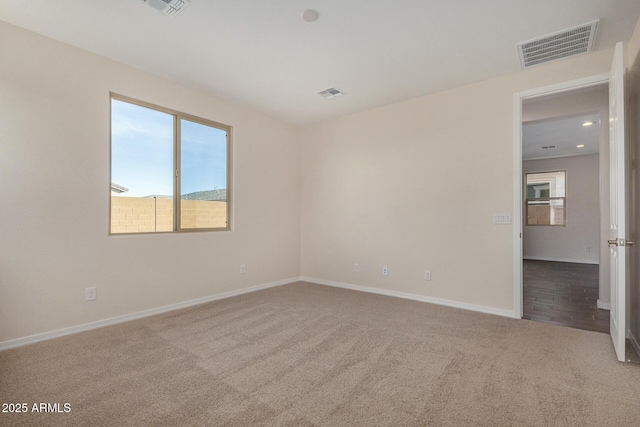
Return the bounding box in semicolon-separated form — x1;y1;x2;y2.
140;0;190;17
517;20;598;68
317;87;345;99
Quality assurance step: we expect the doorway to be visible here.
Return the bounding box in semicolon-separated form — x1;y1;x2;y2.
514;44;640;363
521;89;609;333
512;73;611;329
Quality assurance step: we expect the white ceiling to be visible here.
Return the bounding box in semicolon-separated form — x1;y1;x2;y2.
1;1;639;126
523;113;600;160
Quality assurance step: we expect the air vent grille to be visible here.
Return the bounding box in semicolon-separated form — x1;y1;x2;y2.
517;20;598;68
140;0;190;16
317;88;345;99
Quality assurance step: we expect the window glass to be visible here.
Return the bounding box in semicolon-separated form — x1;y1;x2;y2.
110;96;230;234
180;119;228;229
525;171;566;226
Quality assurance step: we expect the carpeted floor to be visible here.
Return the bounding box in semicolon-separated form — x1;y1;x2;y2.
1;281;640;426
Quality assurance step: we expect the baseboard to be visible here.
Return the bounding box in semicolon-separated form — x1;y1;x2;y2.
629;329;640;360
523;256;599;265
300;276;519;320
597;299;611;310
0;277;299;351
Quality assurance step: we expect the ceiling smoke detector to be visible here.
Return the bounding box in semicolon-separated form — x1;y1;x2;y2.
301;9;320;23
517;20;598;68
140;0;191;17
317;87;345;99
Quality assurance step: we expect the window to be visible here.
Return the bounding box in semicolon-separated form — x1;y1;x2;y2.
525;171;565;226
110;94;231;234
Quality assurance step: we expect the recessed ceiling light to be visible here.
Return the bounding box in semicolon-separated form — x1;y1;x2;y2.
582;121;594;127
577;144;585;148
301;9;319;22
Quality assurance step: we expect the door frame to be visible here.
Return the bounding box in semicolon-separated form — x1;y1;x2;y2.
513;73;610;318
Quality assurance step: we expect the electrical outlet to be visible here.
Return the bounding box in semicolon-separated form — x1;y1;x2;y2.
354;263;359;272
382;266;388;276
424;270;431;281
240;264;246;274
85;287;96;301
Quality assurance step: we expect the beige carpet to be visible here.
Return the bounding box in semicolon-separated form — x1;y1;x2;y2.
1;281;640;426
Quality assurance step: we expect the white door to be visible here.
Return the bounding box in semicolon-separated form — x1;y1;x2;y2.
609;41;629;362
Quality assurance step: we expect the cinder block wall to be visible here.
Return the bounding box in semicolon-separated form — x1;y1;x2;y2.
181;199;227;229
110;197;227;233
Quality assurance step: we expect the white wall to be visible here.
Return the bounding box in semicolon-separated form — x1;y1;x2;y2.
0;21;301;344
522;87;608;122
523;154;600;264
300;47;615;314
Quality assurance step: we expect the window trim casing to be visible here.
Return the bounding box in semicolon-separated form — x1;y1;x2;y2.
109;93;232;234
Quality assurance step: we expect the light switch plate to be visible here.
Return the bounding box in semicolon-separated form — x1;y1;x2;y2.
493;213;511;225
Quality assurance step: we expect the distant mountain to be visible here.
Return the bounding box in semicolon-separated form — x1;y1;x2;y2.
181;189;227;201
142;189;227;201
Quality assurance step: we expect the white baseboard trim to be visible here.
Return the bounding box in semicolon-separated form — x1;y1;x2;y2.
300;276;519;320
629;329;640;361
523;256;599;265
597;300;611;310
0;277;299;352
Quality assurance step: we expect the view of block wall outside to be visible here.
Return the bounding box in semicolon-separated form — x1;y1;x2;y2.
527;204;565;225
526;170;566;226
111;196;226;233
181;199;227;229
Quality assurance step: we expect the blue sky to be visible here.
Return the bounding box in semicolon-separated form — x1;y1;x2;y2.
111;99;227;198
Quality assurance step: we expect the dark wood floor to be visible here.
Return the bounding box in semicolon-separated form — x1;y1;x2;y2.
523;260;609;333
